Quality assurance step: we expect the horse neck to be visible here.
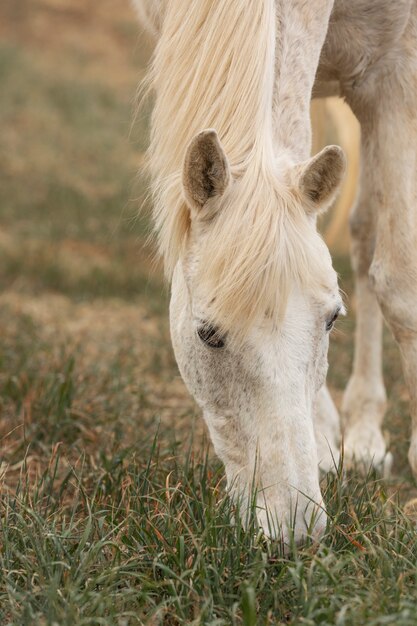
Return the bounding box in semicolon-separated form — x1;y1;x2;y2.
273;0;335;161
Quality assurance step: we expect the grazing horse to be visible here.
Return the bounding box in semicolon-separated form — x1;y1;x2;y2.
135;0;417;544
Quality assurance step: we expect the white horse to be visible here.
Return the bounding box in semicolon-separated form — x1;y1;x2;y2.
135;0;417;544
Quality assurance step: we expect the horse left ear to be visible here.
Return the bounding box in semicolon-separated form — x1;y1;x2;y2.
182;129;231;213
297;145;346;213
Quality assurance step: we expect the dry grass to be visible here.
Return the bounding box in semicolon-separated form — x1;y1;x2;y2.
0;0;201;484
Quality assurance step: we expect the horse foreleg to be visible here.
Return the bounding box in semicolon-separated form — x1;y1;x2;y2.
342;164;388;471
348;72;417;476
367;108;417;478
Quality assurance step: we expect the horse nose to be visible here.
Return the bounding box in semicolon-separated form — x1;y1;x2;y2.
257;505;327;548
306;509;327;543
285;513;327;551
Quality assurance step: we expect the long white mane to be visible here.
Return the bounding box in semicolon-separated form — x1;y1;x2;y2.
146;0;332;335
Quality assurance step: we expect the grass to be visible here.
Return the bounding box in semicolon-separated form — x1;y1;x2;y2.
0;1;417;624
2;440;417;625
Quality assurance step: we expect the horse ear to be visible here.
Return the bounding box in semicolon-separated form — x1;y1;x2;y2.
298;145;346;213
183;129;231;212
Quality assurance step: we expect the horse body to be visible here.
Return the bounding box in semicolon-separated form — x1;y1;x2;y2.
136;0;417;543
319;0;414;96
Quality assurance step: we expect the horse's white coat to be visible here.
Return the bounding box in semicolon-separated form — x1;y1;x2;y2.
170;263;339;542
135;0;417;543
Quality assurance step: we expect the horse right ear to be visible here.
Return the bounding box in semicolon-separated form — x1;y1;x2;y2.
297;145;346;214
182;129;231;213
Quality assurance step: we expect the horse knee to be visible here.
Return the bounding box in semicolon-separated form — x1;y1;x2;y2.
349;207;375;276
369;260;417;339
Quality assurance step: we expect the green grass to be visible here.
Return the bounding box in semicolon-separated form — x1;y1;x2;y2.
0;2;416;624
1;441;417;625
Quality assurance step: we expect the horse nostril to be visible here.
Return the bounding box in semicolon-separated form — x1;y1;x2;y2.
197;324;225;348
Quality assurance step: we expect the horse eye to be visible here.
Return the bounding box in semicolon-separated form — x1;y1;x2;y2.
326;308;340;332
197;324;225;348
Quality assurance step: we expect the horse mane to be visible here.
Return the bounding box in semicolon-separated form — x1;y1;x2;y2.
145;0;333;336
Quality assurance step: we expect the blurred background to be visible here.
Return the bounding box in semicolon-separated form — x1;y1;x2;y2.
0;0;409;485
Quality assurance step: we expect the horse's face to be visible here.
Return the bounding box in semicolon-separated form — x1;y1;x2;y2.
170;130;345;545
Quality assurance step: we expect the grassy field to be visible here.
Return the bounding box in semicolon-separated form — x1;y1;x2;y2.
0;1;417;624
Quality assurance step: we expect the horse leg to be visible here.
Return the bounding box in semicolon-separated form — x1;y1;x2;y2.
366;98;417;477
341;137;388;471
346;66;417;476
